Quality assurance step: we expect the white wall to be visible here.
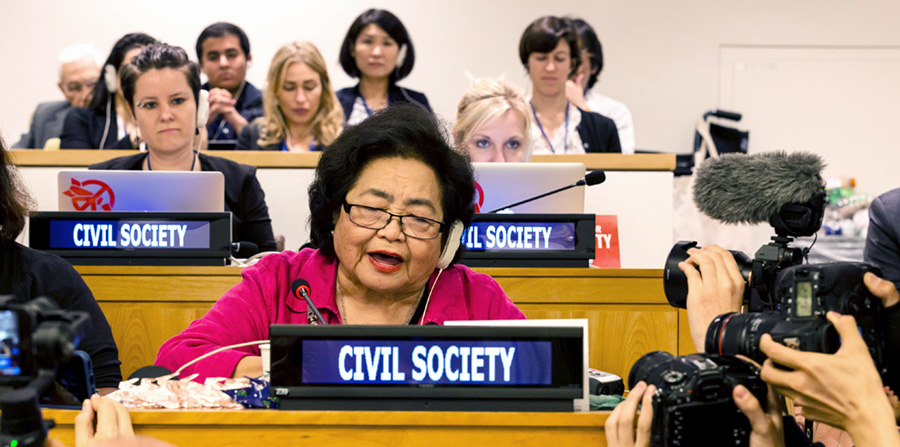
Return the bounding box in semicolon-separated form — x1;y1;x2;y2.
3;1;900;188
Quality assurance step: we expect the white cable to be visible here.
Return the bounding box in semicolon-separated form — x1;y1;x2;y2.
417;268;444;325
228;251;279;267
99;96;112;149
174;339;269;377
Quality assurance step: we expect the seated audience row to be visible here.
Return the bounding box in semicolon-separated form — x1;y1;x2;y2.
42;12;623;157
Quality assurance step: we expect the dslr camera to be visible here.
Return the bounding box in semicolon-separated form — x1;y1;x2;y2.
706;262;886;369
0;296;91;447
629;351;769;447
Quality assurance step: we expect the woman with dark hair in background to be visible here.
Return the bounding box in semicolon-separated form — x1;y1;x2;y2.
566;18;635;154
0;133;122;393
156;105;524;381
237;41;343;151
60;32;158;149
89;44;276;254
337;8;431;126
519;16;621;155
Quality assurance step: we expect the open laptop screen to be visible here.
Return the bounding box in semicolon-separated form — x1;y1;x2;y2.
58;170;225;212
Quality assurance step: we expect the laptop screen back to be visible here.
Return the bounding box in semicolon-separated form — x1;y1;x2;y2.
473;163;585;214
58;170;225;212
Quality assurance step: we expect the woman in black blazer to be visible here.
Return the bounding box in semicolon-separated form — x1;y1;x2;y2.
60;33;158;149
89;43;275;254
336;9;431;126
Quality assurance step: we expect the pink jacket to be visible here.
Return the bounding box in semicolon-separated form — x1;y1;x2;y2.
155;249;526;381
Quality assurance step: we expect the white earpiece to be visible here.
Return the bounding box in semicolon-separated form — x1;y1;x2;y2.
396;44;407;70
197;90;210;128
436;220;464;270
104;65;117;94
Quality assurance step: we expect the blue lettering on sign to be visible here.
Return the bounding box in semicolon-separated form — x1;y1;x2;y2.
49;220;210;249
463;222;575;251
302;340;552;385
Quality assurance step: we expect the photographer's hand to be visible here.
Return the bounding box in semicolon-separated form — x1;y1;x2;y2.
605;381;655;447
75;395;134;447
864;272;900;308
733;384;786;447
759;312;900;447
679;245;746;352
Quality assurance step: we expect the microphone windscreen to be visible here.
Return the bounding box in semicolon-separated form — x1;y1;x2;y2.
693;151;825;224
584;170;607;186
291;279;311;298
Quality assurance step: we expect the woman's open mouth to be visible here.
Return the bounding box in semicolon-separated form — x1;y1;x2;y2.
368;251;403;273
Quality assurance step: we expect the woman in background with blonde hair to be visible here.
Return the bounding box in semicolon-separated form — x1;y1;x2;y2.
237;41;343;151
454;78;531;162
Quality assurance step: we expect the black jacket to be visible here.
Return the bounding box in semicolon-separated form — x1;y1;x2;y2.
577;108;622;154
0;243;122;388
89;153;277;252
336;83;431;123
204;81;264;141
60;106;132;149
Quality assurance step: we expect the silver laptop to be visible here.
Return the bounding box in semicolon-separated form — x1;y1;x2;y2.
58;170;225;212
473;163;585;214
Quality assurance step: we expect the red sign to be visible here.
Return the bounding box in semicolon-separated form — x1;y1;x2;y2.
63;178;116;211
473;181;485;213
592;215;620;268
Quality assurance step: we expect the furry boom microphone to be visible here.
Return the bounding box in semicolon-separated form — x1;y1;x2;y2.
693;151;825;225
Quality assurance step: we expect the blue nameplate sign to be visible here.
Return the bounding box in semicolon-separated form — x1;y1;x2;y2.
271;325;584;412
29;211;231;266
301;340;551;385
48;220;210;249
464;222;574;251
458;214;596;268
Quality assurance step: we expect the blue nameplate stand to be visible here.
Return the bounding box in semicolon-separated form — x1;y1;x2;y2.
458;214;596;268
29;211;232;266
270;325;584;412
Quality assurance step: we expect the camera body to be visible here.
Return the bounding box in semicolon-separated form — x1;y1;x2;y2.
629;351;768;447
706;262;887;371
0;296;91;447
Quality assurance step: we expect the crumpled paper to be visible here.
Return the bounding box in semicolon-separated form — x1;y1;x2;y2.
108;373;246;409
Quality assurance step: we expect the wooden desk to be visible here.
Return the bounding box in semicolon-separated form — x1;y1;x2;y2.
44;408;611;447
75;266;695;379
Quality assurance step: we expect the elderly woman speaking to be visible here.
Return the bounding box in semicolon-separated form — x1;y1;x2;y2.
156;105;525;380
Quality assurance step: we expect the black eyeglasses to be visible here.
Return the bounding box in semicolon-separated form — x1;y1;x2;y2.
342;202;445;240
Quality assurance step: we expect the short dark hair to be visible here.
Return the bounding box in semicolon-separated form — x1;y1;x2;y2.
518;16;581;77
120;44;201;114
339;9;416;83
572;18;603;90
0;134;31;247
87;33;158;114
308;105;474;265
196;22;251;61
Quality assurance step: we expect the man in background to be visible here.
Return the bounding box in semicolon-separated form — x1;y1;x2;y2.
14;44;102;149
196;22;263;141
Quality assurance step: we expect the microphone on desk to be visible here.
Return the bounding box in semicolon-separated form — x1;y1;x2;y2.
485;170;606;213
231;241;259;258
291;279;327;325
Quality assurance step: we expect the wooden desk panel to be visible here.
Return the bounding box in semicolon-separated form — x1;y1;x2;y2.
76;266;688;379
45;409;610;447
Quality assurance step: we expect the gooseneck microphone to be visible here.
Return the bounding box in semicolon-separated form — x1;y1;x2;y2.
693;151;825;225
291;279;327;325
486;170;606;213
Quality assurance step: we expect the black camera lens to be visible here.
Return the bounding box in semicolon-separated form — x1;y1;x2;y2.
706;311;841;364
663;241;753;309
628;351;674;389
706;312;778;363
